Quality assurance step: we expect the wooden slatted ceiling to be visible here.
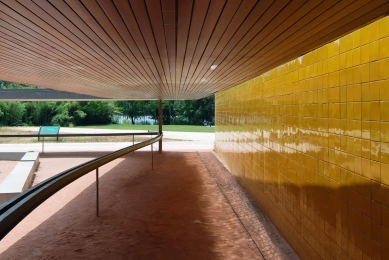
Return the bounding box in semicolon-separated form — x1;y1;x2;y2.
0;0;388;100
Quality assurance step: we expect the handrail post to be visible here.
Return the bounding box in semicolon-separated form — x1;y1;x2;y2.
158;99;162;153
96;168;99;217
151;143;154;170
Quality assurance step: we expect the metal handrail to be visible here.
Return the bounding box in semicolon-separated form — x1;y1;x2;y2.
0;132;158;138
0;133;162;240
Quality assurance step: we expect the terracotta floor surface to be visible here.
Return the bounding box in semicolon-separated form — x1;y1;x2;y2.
0;151;298;259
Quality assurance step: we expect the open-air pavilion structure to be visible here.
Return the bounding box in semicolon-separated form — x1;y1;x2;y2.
1;1;389;259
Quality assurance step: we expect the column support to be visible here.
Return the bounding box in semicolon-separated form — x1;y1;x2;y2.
159;99;162;153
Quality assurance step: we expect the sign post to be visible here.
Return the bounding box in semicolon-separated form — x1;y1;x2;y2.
38;126;60;153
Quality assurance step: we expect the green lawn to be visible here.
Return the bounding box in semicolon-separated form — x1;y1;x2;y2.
79;124;215;133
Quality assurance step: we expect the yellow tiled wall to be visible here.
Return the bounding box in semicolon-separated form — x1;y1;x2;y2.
215;16;389;260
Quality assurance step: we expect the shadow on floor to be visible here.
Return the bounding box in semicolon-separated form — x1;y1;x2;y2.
0;151;261;259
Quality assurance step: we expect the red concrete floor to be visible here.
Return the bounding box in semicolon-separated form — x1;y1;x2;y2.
0;151;298;259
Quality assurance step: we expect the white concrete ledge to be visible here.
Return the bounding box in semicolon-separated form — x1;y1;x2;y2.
0;152;39;204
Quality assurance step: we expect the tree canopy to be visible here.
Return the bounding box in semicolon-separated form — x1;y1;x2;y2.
0;81;215;127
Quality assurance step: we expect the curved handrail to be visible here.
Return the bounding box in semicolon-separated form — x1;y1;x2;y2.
0;133;162;240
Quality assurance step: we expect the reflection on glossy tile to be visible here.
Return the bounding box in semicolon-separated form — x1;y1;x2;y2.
215;16;389;260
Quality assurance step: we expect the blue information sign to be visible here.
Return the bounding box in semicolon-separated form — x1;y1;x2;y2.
38;126;60;141
39;126;60;135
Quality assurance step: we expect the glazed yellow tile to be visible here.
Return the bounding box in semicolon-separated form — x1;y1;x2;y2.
362;102;371;120
354;102;362;120
370;41;380;62
382;82;389;102
380;16;389;38
370;61;380;81
361;44;370;64
370;20;380;42
339;36;347;53
371;121;381;141
381;144;389;165
381;101;389;121
361;138;371;159
354;84;362;101
370;160;381;182
346;33;354;51
381;122;389;142
340;86;347;102
340;53;347;70
381;163;389;186
370;81;380;100
360;25;370;45
380;37;389;59
347;68;354;85
353;67;362;84
361;64;370;83
347;85;354;102
214;16;389;260
353;120;362;138
346;51;354;68
340;69;347;86
380;58;389;79
353;48;361;66
353;29;361;48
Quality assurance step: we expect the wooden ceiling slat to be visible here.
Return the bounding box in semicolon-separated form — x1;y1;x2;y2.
144;0;173;96
0;27;123;90
81;0;160;94
0;56;93;90
0;0;388;100
0;21;153;97
175;0;192;99
128;0;170;96
193;0;294;92
194;1;324;95
187;0;260;95
60;0;151;88
0;55;150;98
179;0;227;98
146;0;174;95
180;0;210;96
199;1;350;92
96;0;161;88
238;0;389;85
182;0;242;94
0;40;125;92
0;23;125;87
212;0;381;89
0;10;120;85
113;0;166;95
1;1;134;87
20;0;141;86
187;0;288;95
207;0;356;87
161;0;177;97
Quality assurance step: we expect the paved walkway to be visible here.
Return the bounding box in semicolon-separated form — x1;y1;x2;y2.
0;150;298;259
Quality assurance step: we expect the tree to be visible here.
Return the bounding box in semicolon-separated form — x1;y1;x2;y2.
173;95;214;125
115;101;144;124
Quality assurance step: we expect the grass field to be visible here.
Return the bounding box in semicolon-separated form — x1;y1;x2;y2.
80;124;215;133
